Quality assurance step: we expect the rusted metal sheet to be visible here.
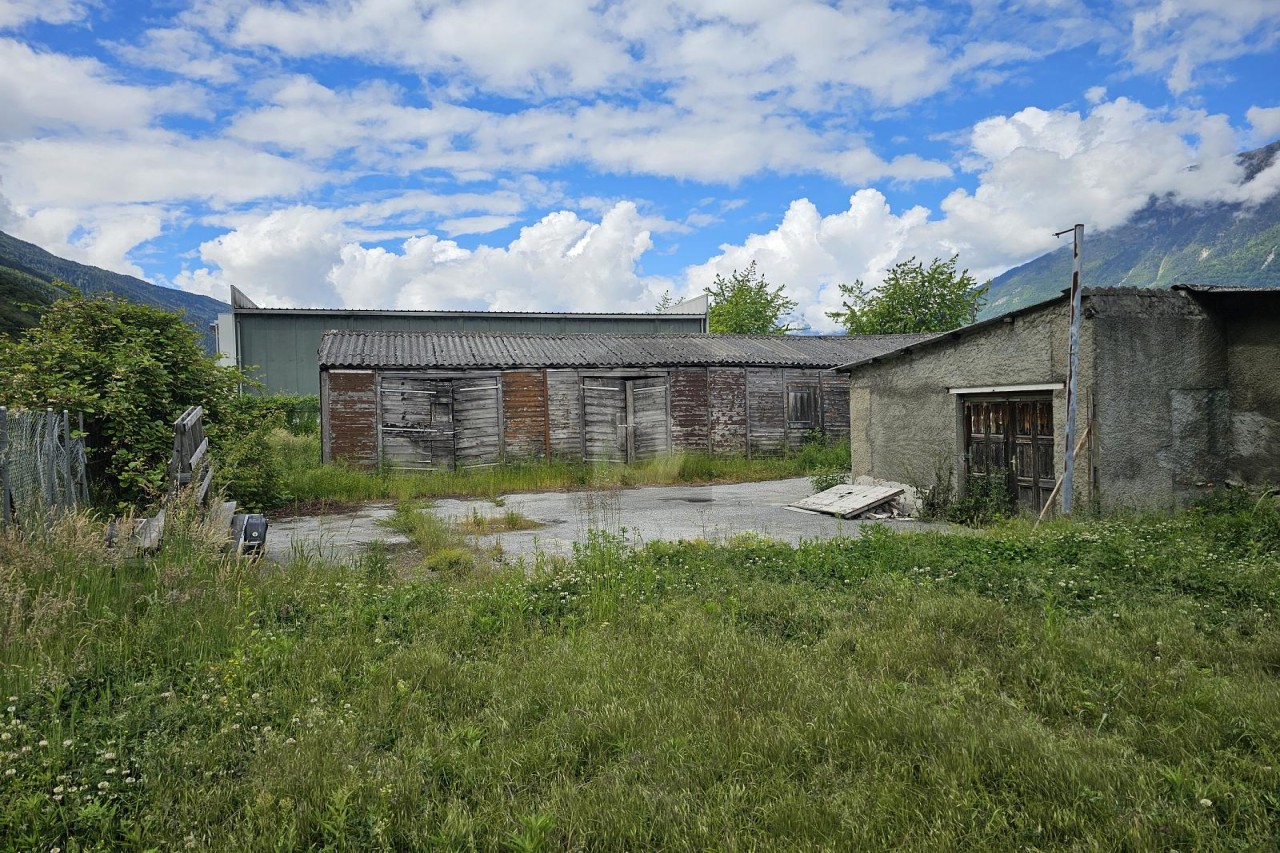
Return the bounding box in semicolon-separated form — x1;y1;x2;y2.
791;484;903;518
669;367;710;451
708;367;747;455
747;368;786;456
324;370;377;465
502;370;548;461
546;370;584;460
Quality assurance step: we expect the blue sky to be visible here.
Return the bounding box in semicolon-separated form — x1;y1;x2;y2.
1;0;1278;331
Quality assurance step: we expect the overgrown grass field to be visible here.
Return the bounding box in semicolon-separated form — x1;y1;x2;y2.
2;490;1279;850
275;430;852;508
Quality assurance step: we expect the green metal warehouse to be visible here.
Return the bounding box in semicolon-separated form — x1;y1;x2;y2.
215;286;709;395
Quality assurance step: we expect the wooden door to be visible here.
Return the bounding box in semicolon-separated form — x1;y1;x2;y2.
379;376;454;470
1012;399;1055;513
452;377;502;467
582;377;627;462
629;376;670;460
963;395;1054;514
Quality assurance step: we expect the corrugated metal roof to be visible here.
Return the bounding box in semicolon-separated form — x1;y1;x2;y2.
318;331;931;369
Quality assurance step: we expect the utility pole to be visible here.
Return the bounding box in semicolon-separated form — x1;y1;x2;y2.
1053;223;1084;516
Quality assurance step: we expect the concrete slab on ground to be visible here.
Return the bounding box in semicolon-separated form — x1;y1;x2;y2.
265;477;940;566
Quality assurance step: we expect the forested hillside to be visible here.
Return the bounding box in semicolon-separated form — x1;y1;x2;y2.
0;231;228;347
983;140;1280;316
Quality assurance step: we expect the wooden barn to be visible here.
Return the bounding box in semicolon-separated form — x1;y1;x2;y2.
318;330;927;469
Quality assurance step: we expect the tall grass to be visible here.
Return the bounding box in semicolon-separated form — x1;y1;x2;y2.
275;430;851;506
2;490;1278;850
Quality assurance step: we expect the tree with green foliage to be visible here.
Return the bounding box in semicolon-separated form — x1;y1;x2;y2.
0;294;280;510
827;255;988;335
704;262;798;334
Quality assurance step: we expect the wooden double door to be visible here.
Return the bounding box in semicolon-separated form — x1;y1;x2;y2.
963;395;1056;514
582;376;671;463
378;375;501;470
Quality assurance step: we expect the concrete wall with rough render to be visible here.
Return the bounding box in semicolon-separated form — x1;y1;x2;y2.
1089;291;1228;509
844;288;1280;515
1217;293;1280;485
844;297;1095;507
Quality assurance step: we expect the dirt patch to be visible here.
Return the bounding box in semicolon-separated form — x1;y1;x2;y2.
275;498;365;519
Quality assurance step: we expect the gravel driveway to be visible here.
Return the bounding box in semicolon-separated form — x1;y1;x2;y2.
266;477;936;565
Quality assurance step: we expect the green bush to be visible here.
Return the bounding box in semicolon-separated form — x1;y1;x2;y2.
946;472;1016;526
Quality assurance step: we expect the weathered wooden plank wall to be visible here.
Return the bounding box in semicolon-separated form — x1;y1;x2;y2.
323;364;849;468
323;370;377;465
821;371;851;437
379;376;454;469
630;376;671;458
670;368;710;452
582;377;626;462
708;368;747;454
785;371;822;451
546;370;584;460
501;370;548;462
747;368;787;456
453;376;502;467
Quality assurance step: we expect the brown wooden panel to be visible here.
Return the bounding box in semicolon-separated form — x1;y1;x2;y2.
380;377;454;470
630;376;670;459
324;370;377;466
820;371;850;437
502;370;547;462
785;373;821;450
583;377;626;462
747;368;786;456
454;377;502;467
708;368;747;455
669;368;709;452
546;370;584;461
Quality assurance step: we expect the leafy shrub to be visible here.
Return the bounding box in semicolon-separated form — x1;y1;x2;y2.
946;472;1015;526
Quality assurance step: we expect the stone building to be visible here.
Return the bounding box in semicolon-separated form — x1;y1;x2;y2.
835;286;1280;514
318;330;926;469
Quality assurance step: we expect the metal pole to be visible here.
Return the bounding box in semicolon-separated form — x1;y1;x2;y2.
45;408;57;511
1061;224;1083;516
61;410;73;508
77;413;89;503
0;407;9;529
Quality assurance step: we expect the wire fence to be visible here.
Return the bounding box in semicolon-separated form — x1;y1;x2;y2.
0;407;89;528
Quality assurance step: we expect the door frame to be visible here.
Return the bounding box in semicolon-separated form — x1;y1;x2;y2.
957;391;1056;514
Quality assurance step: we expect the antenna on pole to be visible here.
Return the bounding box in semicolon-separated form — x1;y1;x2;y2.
1053;224;1084;516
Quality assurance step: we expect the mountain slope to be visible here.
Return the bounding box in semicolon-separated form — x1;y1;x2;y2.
982;140;1280;317
0;231;228;346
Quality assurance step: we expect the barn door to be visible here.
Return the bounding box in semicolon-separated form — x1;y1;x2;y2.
963;396;1054;514
380;376;455;470
452;377;502;467
629;376;670;460
582;376;671;463
582;377;627;462
1012;399;1055;513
